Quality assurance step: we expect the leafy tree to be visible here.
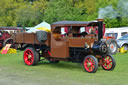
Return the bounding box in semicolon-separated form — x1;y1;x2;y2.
0;0;25;26
0;0;127;28
15;0;47;27
44;0;87;23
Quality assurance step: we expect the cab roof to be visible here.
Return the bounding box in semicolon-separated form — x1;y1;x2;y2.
52;21;99;27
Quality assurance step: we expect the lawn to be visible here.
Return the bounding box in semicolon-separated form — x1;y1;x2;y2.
0;51;128;85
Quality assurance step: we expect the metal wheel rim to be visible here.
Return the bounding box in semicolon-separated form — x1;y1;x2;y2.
5;39;13;45
109;43;116;53
24;49;34;65
102;55;112;70
84;57;95;72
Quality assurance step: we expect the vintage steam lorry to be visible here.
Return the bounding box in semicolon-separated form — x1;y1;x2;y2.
13;19;116;73
0;27;23;49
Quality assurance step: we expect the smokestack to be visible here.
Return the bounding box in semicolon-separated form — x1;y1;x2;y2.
97;19;104;41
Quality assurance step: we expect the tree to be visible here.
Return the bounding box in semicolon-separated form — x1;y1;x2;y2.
44;0;87;23
0;0;25;26
0;0;127;28
16;4;41;27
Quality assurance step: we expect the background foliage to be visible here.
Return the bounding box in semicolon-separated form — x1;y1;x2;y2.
0;0;127;27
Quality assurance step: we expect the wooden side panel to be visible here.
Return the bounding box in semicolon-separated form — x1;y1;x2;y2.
68;34;98;47
51;35;69;58
13;32;50;46
23;33;39;44
51;41;69;58
15;33;24;43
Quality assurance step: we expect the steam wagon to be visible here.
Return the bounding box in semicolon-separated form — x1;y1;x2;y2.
13;19;116;73
0;27;23;48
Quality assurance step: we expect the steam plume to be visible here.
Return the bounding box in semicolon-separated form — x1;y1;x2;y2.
98;0;128;19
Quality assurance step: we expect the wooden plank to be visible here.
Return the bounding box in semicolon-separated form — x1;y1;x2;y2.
1;44;11;54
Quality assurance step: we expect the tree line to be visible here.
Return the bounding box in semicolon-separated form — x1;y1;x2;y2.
0;0;128;28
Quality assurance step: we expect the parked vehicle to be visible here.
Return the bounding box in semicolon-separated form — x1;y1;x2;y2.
0;27;23;48
117;34;128;51
105;27;128;54
13;19;116;73
105;27;128;39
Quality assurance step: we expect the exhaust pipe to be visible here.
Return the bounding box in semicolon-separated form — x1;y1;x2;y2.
97;19;104;41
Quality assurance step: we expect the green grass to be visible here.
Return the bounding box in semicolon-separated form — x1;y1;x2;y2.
0;51;128;85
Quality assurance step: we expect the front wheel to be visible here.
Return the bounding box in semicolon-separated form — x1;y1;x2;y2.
23;47;39;66
83;55;98;73
102;55;116;71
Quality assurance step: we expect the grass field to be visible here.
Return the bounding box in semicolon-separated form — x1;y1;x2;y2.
0;51;128;85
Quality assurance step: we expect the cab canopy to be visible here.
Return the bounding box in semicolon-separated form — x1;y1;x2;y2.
52;21;98;27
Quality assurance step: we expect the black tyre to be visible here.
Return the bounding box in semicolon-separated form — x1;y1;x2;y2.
102;54;116;71
123;45;128;51
3;38;13;47
23;47;39;66
106;39;118;54
36;31;47;43
83;55;98;73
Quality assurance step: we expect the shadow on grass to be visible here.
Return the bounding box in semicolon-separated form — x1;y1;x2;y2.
38;61;83;71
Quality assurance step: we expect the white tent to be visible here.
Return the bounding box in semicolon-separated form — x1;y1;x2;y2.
26;21;51;33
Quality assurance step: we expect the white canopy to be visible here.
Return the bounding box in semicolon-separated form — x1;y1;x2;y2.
26;21;51;33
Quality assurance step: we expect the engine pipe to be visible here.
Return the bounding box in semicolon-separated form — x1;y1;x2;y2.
97;19;104;41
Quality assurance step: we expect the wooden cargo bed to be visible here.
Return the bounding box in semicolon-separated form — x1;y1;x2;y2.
12;32;50;46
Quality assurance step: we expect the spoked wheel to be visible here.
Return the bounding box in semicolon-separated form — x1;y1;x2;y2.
83;55;98;73
3;38;13;47
102;55;116;71
23;47;39;66
109;42;117;53
107;39;117;54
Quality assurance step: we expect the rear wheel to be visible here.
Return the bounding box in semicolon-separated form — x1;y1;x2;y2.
102;55;116;71
107;39;117;54
23;47;39;66
3;38;13;47
83;55;98;73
